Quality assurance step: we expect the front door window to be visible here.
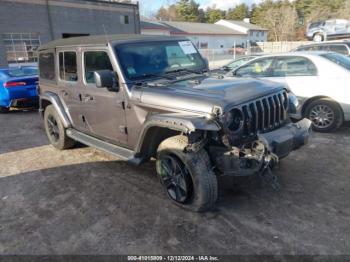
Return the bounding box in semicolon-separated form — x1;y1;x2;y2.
235;58;274;77
84;51;113;84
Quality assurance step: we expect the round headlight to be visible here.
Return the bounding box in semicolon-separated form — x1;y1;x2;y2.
226;108;244;132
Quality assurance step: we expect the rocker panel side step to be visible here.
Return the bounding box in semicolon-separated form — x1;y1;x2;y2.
66;128;142;165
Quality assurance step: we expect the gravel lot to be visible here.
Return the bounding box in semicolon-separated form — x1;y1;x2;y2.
0;110;349;255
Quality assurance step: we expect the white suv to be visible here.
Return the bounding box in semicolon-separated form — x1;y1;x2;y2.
306;19;350;42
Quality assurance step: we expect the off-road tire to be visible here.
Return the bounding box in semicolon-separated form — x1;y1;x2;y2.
0;106;9;113
44;105;75;150
156;135;218;212
305;98;343;133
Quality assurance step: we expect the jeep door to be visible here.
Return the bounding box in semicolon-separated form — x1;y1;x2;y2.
56;49;82;127
78;48;128;145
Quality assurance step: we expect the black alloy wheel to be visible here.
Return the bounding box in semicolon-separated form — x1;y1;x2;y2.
44;105;75;150
158;154;193;203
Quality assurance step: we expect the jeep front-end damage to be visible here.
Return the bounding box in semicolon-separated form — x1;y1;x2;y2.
186;90;312;183
208;118;311;176
209;140;277;177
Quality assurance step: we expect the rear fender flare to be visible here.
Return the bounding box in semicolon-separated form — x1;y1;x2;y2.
39;92;72;128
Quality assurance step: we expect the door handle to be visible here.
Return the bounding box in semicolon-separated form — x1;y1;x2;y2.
83;94;93;102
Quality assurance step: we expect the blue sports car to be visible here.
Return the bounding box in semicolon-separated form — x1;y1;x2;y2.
0;66;38;113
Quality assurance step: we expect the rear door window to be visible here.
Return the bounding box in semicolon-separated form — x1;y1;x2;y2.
39;52;55;80
272;56;317;77
59;51;78;82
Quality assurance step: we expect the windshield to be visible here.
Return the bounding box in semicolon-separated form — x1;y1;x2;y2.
309;21;323;29
5;67;38;77
115;40;206;80
226;57;256;71
321;53;350;71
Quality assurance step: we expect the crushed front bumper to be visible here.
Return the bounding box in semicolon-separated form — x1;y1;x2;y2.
211;118;312;176
258;118;312;159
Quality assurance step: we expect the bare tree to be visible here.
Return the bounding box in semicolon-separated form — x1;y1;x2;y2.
156;4;178;21
261;4;298;41
338;0;350;19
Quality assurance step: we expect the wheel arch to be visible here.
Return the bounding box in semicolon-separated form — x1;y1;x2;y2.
301;96;344;119
40;99;52;114
138;126;181;162
39;92;72;128
313;31;325;40
135;113;221;162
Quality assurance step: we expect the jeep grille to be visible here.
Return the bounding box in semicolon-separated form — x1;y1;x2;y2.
239;90;288;137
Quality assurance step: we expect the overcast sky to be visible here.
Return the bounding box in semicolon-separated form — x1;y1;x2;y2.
138;0;264;17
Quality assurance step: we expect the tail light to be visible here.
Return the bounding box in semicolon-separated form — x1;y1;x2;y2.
4;81;27;88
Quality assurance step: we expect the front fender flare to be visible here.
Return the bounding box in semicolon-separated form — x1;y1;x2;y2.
134;113;221;153
39;92;72;128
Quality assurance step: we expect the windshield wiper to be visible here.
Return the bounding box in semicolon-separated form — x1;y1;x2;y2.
133;73;175;80
131;72;175;87
165;68;204;75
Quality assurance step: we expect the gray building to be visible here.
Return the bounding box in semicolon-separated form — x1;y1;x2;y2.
0;0;140;67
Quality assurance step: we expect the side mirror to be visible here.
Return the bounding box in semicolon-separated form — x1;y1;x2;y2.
94;70;119;92
221;66;230;72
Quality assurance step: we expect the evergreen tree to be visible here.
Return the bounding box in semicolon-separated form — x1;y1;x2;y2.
205;8;225;23
226;4;249;20
175;0;200;22
154;0;350;40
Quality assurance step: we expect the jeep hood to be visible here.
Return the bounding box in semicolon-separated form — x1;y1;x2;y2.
139;77;286;115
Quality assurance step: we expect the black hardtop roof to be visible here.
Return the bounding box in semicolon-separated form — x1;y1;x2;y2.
38;34;188;51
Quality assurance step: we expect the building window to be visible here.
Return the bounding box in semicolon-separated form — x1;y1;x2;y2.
121;15;129;24
2;33;41;64
200;42;208;49
250;31;253;36
59;51;78;82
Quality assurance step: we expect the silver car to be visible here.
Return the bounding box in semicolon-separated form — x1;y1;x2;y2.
306;19;350;42
229;51;350;132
